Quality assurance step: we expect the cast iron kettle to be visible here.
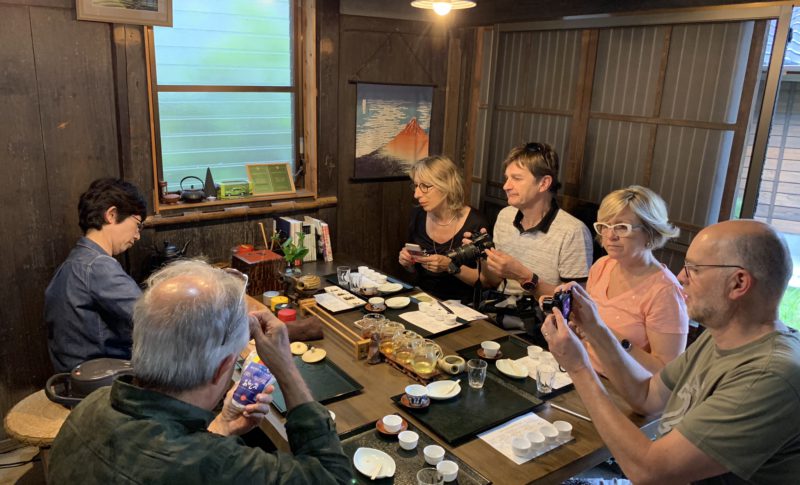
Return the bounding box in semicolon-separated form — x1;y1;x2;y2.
45;358;134;408
180;176;206;203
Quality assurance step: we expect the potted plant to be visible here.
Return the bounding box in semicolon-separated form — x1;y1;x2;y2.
281;232;308;276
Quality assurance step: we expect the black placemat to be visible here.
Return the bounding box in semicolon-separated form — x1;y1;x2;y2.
325;273;414;294
340;420;491;485
390;372;542;446
457;335;573;400
271;355;362;414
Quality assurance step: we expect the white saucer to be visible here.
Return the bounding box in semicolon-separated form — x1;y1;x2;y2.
426;380;461;400
385;296;411;309
496;359;529;379
378;282;403;293
353;447;396;479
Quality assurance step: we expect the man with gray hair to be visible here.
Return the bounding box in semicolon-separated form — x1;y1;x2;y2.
542;220;800;484
48;260;352;484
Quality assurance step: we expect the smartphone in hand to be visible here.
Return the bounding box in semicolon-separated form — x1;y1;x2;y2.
404;243;427;257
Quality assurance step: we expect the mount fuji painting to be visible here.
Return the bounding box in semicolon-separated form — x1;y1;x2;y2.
354;83;433;180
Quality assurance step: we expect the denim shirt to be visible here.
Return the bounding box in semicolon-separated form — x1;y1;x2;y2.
48;378;353;484
45;237;141;372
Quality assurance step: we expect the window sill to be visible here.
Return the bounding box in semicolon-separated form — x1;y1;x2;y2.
144;192;337;227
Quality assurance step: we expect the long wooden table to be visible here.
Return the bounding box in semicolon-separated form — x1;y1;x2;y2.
250;257;659;485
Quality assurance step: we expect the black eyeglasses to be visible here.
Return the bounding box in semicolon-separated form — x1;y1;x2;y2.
411;182;434;194
220;267;248;346
132;216;144;232
682;263;746;280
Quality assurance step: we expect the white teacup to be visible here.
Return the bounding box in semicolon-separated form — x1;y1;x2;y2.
436;460;459;482
553;420;573;439
443;314;458;326
382;414;403;433
511;437;531;457
540;424;558;443
423;444;445;465
481;340;501;358
526;430;545;450
368;297;385;309
398;430;419;450
527;345;543;360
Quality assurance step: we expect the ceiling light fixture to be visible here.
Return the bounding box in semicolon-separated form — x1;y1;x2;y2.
410;0;477;16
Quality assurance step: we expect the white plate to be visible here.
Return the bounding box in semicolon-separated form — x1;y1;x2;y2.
385;296;411;309
378;282;403;293
496;359;529;379
353;447;396;479
426;380;461;400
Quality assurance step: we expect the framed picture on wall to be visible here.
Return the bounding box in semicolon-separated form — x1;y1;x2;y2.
353;82;433;181
77;0;173;27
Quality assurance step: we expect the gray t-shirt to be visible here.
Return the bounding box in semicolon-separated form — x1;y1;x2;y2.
659;329;800;484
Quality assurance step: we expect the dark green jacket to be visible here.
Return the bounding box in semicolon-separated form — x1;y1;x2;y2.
48;379;353;484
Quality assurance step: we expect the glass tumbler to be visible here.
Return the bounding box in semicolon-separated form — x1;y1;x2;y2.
467;359;488;389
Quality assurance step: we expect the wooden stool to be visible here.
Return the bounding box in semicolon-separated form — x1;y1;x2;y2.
4;390;70;479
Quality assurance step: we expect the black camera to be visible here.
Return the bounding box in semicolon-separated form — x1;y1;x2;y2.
446;233;495;266
541;289;571;320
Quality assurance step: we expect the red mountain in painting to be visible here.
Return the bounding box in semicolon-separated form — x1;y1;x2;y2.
380;117;429;163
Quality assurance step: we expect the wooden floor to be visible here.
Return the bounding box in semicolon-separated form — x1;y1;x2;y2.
0;445;44;485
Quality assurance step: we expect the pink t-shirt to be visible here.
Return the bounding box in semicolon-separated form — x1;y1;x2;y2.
585;256;688;375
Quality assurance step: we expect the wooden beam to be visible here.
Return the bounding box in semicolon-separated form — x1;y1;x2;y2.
643;25;672;186
144;196;338;227
719;19;767;220
300;0;318;197
564;29;599;203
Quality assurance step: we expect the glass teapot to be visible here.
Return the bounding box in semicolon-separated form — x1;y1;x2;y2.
392;330;422;365
411;340;443;376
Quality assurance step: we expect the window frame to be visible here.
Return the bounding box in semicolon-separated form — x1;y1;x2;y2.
144;0;317;215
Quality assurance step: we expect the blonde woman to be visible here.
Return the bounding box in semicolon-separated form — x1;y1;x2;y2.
398;156;488;301
582;185;688;375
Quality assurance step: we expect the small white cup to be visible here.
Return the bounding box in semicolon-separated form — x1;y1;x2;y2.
375;275;388;284
398;430;419;450
540;424;558;443
419;302;432;313
436;460;459;482
423;444;445;465
382;414;403;433
527;345;543;360
511;437;531;457
368;296;385;307
526;430;545;450
443;314;457;326
553;420;573;439
481;340;501;358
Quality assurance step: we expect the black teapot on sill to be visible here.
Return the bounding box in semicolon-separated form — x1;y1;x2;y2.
152;240;191;268
180;176;206;203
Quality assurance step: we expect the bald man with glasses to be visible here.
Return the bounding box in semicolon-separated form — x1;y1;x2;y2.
49;260;352;484
543;220;800;484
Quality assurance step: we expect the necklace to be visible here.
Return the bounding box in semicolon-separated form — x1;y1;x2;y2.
430;212;457;227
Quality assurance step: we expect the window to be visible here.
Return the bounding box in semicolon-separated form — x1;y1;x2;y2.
147;0;313;209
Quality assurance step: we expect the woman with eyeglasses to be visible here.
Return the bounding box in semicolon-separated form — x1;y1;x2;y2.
580;185;688;375
398;156;489;301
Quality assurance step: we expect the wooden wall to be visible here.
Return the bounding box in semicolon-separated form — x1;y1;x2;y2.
325;9;450;277
0;0;334;438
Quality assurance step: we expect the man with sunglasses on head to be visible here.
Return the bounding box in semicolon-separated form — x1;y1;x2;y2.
463;142;592;330
49;260;352;484
45;178;146;372
543;220;800;484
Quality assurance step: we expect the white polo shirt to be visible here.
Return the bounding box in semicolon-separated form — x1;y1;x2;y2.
493;203;592;295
